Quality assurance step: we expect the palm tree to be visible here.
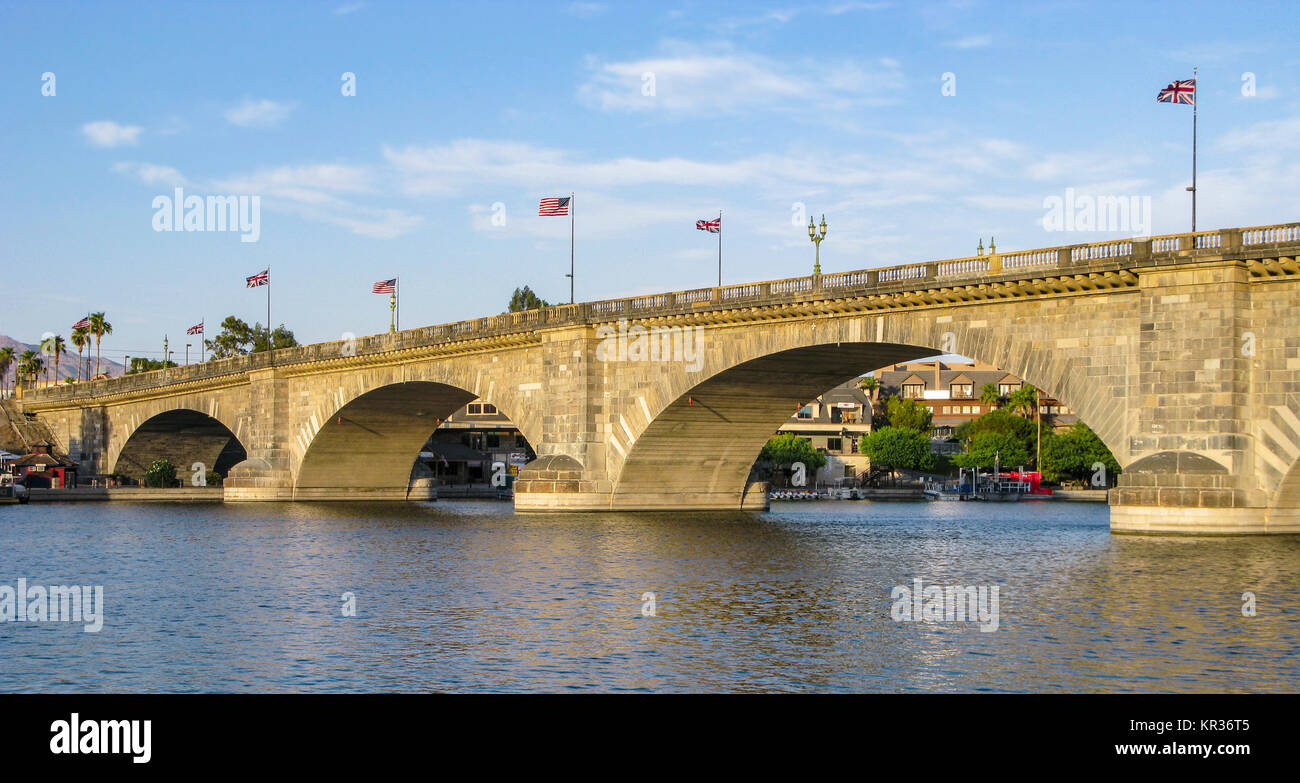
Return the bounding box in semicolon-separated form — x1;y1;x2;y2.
979;382;1002;407
51;334;66;384
0;347;14;396
1007;384;1038;418
71;327;89;381
18;351;42;390
39;334;66;385
89;312;112;379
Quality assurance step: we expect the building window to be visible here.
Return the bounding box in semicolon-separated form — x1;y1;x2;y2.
902;383;925;399
999;382;1020;396
950;383;973;398
850;439;859;454
842;409;857;424
827;437;842;452
797;405;813;419
830;407;843;423
486;433;501;448
466;402;498;415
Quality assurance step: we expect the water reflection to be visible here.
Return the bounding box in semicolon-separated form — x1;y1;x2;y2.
0;499;1296;692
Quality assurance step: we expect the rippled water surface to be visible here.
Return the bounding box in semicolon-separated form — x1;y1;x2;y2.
1;499;1297;692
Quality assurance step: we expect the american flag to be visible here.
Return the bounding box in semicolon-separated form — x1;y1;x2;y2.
372;278;397;294
246;269;269;287
696;218;721;233
539;196;571;216
186;322;204;335
1157;78;1196;105
72;316;91;330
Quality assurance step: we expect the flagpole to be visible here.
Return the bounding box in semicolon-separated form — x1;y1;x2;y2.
569;192;575;305
266;264;272;355
396;276;400;331
1191;66;1198;233
717;209;723;287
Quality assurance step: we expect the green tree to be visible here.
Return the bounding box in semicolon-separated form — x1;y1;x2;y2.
143;458;178;488
859;426;935;482
0;347;14;395
40;334;66;384
205;317;298;358
953;430;1031;469
1007;384;1039;418
979;382;1001;406
70;327;89;381
759;432;828;471
953;408;1035;451
18;351;45;389
1041;422;1120;485
883;395;933;433
88;312;112;378
126;357;179;374
508;286;551;312
254;323;297;352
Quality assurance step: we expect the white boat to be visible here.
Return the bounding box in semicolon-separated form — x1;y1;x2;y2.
0;476;28;505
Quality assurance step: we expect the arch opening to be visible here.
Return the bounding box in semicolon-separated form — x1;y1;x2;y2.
611;340;1117;509
114;409;246;484
294;381;533;500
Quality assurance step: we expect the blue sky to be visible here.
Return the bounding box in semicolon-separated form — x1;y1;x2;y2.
2;0;1296;361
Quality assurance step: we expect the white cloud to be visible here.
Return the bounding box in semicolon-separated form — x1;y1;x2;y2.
946;34;992;49
566;2;604;17
111;161;188;186
1218;116;1300;153
82;121;142;148
578;48;905;115
224;99;295;128
827;2;890;13
333;2;364;15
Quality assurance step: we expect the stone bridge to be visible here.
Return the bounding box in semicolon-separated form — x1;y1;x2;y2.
19;222;1300;534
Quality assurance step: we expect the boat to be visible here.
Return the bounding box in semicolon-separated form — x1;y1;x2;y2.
0;476;28;505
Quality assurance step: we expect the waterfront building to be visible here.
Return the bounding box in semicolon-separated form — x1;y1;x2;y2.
871;360;1077;437
774;380;874;483
420;399;533;485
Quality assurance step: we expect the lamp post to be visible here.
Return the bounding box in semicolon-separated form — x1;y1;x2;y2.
808;214;828;275
389;293;397;333
185;343;192;366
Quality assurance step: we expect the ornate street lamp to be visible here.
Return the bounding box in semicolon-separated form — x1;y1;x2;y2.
389;293;397;333
808;214;828;275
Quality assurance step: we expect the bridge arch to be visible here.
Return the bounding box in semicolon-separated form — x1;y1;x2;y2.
110;406;247;482
292;375;540;500
602;310;1129;509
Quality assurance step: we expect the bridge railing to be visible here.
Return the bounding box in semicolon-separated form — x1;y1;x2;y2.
24;220;1300;403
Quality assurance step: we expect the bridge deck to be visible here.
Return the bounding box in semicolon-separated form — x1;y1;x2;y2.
23;221;1300;404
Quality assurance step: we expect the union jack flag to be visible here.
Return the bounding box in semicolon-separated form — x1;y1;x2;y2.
538;196;570;216
696;218;721;233
186;322;204;335
246;269;269;287
372;278;396;294
72;316;91;330
1157;78;1196;105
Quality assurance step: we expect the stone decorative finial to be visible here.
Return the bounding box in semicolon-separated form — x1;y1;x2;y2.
977;238;984;256
989;236;996;254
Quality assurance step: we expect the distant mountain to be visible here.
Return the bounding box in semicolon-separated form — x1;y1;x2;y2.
0;335;126;385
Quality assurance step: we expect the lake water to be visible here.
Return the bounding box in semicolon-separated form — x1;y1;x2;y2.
1;499;1297;692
